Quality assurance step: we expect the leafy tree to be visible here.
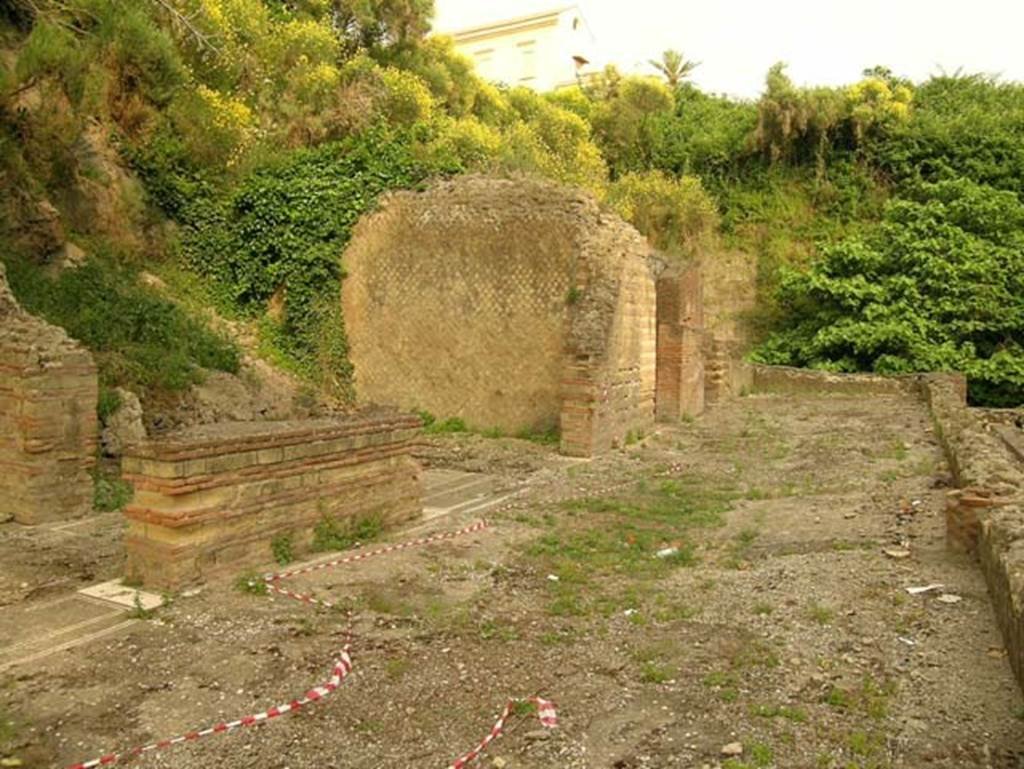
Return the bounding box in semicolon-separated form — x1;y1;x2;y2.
753;179;1024;406
333;0;434;54
649;49;699;88
650;83;757;179
590;75;674;175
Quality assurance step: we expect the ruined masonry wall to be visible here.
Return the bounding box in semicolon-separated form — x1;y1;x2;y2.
0;262;97;524
655;265;705;422
122;412;423;589
919;375;1024;694
342;176;659;457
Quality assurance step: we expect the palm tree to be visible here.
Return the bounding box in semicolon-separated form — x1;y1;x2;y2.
650;49;700;88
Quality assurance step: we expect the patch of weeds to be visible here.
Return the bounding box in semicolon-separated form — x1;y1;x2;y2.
424;416;469;434
415;409;436;428
127;591;155;620
652;594;700;622
384;657;410;679
547;585;589;617
639;660;672;684
566;286;582;304
846;729;887;760
540;628;577;645
354;718;384;733
879;469;900;483
824;676;894;719
725;527;760;569
625;429;645;446
271;534;294;566
97;387;122;421
235;573;269;595
703;670;739;701
750;703;808;722
511;700;538;717
515;425;560;445
635;644;674;684
723;742;774;769
479;618;519;641
480;426;504;439
362;586;414;617
312;513;383;552
730;638;780;670
911;454;937;476
807;601;835;625
825;686;852;709
0;704;16;746
1015;705;1024;721
290;616;315;637
93;468;134;512
752;602;773;616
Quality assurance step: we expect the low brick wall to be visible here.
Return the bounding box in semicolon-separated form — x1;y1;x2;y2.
122;412;423;589
918;373;1024;692
750;364;914;397
0;263;97;524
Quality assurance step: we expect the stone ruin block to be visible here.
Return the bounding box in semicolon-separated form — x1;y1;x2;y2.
655;264;705;422
0;263;97;524
122;412;423;589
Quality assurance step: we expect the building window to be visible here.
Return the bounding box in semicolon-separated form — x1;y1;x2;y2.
474;47;494;66
517;40;536;82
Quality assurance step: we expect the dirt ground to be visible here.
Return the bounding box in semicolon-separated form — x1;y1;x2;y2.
2;390;1023;769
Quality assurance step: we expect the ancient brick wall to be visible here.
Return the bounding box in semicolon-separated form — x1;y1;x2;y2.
655;264;705;422
700;249;757;404
122;412;423;589
341;175;659;456
918;373;1024;693
0;262;97;524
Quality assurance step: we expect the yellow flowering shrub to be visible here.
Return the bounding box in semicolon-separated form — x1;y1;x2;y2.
380;67;435;126
169;84;255;167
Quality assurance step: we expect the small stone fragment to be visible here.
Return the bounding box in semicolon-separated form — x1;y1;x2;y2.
936;593;962;604
884;547;911;559
721;742;743;756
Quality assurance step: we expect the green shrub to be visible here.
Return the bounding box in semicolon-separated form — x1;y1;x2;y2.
753;178;1024;406
181;124;450;394
607;170;718;256
93;468;133;512
271;534;294;565
2;251;239;395
424;416;468;434
312;513;384;552
96;388;122;421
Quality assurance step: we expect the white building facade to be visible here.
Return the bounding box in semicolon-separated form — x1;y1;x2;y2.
448;6;598;92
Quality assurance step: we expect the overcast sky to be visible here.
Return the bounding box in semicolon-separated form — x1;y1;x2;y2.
434;0;1024;98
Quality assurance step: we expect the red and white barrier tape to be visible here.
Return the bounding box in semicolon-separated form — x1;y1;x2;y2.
67;517;557;769
449;697;558;769
68;651;353;769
